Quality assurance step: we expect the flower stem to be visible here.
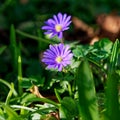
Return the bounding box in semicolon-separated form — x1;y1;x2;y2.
16;29;56;44
18;55;23;95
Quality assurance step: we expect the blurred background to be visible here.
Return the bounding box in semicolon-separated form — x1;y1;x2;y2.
0;0;120;44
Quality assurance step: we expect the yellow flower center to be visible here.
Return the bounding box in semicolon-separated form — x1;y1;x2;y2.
55;24;62;32
55;56;62;63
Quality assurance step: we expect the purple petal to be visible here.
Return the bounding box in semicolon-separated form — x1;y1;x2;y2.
47;19;56;25
47;64;57;69
58;43;64;55
63;16;71;25
63;45;70;54
62;27;69;31
63;53;73;60
63;60;71;65
62;14;67;23
57;13;63;23
54;44;62;56
49;33;56;38
44;31;52;34
61;61;71;66
64;21;72;27
44;21;54;27
58;32;63;39
42;58;55;63
45;49;56;56
49;44;59;55
53;15;59;24
43;52;55;58
42;26;54;30
57;64;63;71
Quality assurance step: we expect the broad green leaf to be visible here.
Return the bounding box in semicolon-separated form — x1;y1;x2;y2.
76;59;99;120
60;97;79;119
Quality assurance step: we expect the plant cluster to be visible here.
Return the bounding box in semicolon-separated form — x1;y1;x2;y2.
0;12;120;120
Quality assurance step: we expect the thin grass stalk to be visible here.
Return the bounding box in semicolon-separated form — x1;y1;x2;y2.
18;45;23;95
10;24;18;72
5;83;15;105
16;29;56;44
0;79;17;96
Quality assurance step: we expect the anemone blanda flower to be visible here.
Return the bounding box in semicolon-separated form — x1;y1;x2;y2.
42;13;71;39
42;43;73;71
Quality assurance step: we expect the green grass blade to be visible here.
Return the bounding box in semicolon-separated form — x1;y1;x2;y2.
105;39;120;120
0;79;18;96
18;45;23;95
109;39;119;71
10;24;18;72
28;97;59;108
76;59;99;120
2;104;22;120
5;83;15;105
54;88;61;102
11;105;35;112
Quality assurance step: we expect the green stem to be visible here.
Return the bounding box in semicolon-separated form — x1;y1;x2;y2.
67;83;72;97
5;83;14;105
11;105;35;112
54;88;61;102
16;29;55;44
18;55;23;95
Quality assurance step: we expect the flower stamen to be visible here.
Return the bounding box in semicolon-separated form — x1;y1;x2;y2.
55;24;62;32
55;56;62;63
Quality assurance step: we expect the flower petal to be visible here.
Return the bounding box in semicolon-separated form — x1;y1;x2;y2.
57;12;63;23
53;15;59;24
58;32;63;39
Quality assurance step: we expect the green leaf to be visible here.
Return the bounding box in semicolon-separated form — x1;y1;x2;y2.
60;97;79;118
94;38;113;53
105;39;120;120
73;45;89;58
21;93;37;105
2;104;22;120
76;59;99;120
21;93;59;108
0;108;6;120
59;105;67;120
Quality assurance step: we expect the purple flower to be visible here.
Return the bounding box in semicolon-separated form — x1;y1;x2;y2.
42;13;71;39
42;43;73;71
